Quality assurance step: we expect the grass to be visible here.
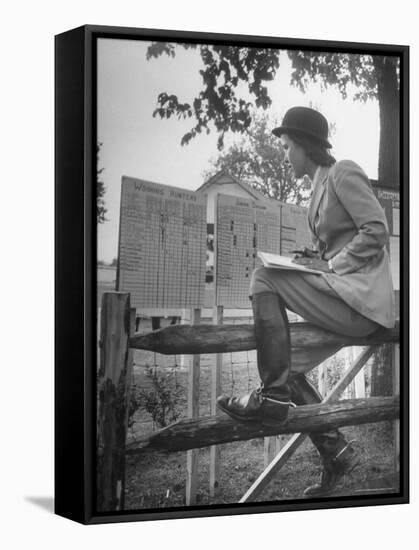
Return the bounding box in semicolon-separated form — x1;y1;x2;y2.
125;422;398;510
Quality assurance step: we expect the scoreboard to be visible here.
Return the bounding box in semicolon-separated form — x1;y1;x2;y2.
215;194;311;308
117;176;207;309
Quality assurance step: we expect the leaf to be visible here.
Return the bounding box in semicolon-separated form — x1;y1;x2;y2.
146;42;176;60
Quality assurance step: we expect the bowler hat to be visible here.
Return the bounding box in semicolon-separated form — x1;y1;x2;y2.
272;106;332;149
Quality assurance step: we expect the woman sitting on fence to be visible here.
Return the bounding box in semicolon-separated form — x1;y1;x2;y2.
217;106;395;496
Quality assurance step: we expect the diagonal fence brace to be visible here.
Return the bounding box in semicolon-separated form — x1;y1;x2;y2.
239;345;377;503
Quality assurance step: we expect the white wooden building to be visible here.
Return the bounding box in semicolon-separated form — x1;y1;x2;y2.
196;170;266;225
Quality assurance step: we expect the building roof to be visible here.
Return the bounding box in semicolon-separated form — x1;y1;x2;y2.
196;170;266;201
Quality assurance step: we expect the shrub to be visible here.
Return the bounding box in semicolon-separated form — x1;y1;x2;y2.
129;366;183;428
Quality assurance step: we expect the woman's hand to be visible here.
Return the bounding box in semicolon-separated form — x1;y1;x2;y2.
291;247;318;259
292;256;331;273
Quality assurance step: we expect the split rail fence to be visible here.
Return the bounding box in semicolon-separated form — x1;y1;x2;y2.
97;292;400;511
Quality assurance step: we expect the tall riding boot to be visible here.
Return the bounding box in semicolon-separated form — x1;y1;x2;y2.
217;292;295;427
289;374;360;496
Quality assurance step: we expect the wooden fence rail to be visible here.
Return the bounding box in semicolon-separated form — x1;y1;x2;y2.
130;321;399;355
125;396;399;455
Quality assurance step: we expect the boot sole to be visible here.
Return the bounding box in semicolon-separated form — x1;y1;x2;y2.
217;402;288;427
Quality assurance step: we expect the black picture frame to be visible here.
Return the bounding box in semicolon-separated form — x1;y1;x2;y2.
55;24;409;525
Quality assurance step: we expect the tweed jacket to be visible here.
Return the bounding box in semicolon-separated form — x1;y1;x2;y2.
308;160;395;328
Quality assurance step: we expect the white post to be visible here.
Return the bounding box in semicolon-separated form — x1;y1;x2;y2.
210;305;223;496
186;308;201;505
179;308;191;370
353;346;366;398
318;362;327;397
264;436;282;468
345;347;355;398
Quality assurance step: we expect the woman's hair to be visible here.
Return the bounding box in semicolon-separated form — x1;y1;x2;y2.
291;133;336;167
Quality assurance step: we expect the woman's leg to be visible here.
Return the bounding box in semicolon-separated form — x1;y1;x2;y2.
217;291;294;426
249;267;377;495
250;267;379;337
289;373;360;496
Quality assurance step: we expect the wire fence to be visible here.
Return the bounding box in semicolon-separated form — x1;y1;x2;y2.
126;313;375;440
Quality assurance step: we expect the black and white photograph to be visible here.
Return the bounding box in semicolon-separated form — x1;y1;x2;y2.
5;0;419;545
90;28;406;519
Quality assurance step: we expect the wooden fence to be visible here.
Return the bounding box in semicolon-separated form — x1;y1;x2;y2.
97;292;400;511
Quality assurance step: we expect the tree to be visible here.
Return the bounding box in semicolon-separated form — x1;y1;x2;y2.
287;52;399;187
147;45;400;188
370;344;393;397
97;142;107;223
203;112;311;205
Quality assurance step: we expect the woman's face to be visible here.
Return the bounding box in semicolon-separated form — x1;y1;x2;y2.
280;134;308;179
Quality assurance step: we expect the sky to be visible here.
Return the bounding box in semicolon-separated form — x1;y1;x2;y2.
97;38;380;263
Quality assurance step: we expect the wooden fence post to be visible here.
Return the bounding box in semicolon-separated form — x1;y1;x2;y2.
264;436;282;468
97;292;132;512
392;343;400;471
186;308;201;505
210;305;223;497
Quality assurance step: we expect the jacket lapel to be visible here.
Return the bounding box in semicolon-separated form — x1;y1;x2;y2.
308;166;329;234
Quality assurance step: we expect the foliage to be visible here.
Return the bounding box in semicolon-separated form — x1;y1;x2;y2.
147;44;400;185
129;366;183;429
307;353;347;394
147;43;279;149
97;142;107;224
204;112;311;205
307;345;394;399
146;45;397;147
287;52;386;101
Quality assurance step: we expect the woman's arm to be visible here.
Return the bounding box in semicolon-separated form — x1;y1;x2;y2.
328;160;389;275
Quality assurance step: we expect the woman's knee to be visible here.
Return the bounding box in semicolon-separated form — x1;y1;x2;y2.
250;266;274;295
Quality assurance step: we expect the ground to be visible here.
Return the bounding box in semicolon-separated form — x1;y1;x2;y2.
122;319;399;511
125;424;397;509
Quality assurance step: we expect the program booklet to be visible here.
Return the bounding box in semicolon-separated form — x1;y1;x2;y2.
257;251;323;275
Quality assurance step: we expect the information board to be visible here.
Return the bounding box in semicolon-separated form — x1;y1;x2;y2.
117;177;207;309
374;186;400;291
214;194;311;308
